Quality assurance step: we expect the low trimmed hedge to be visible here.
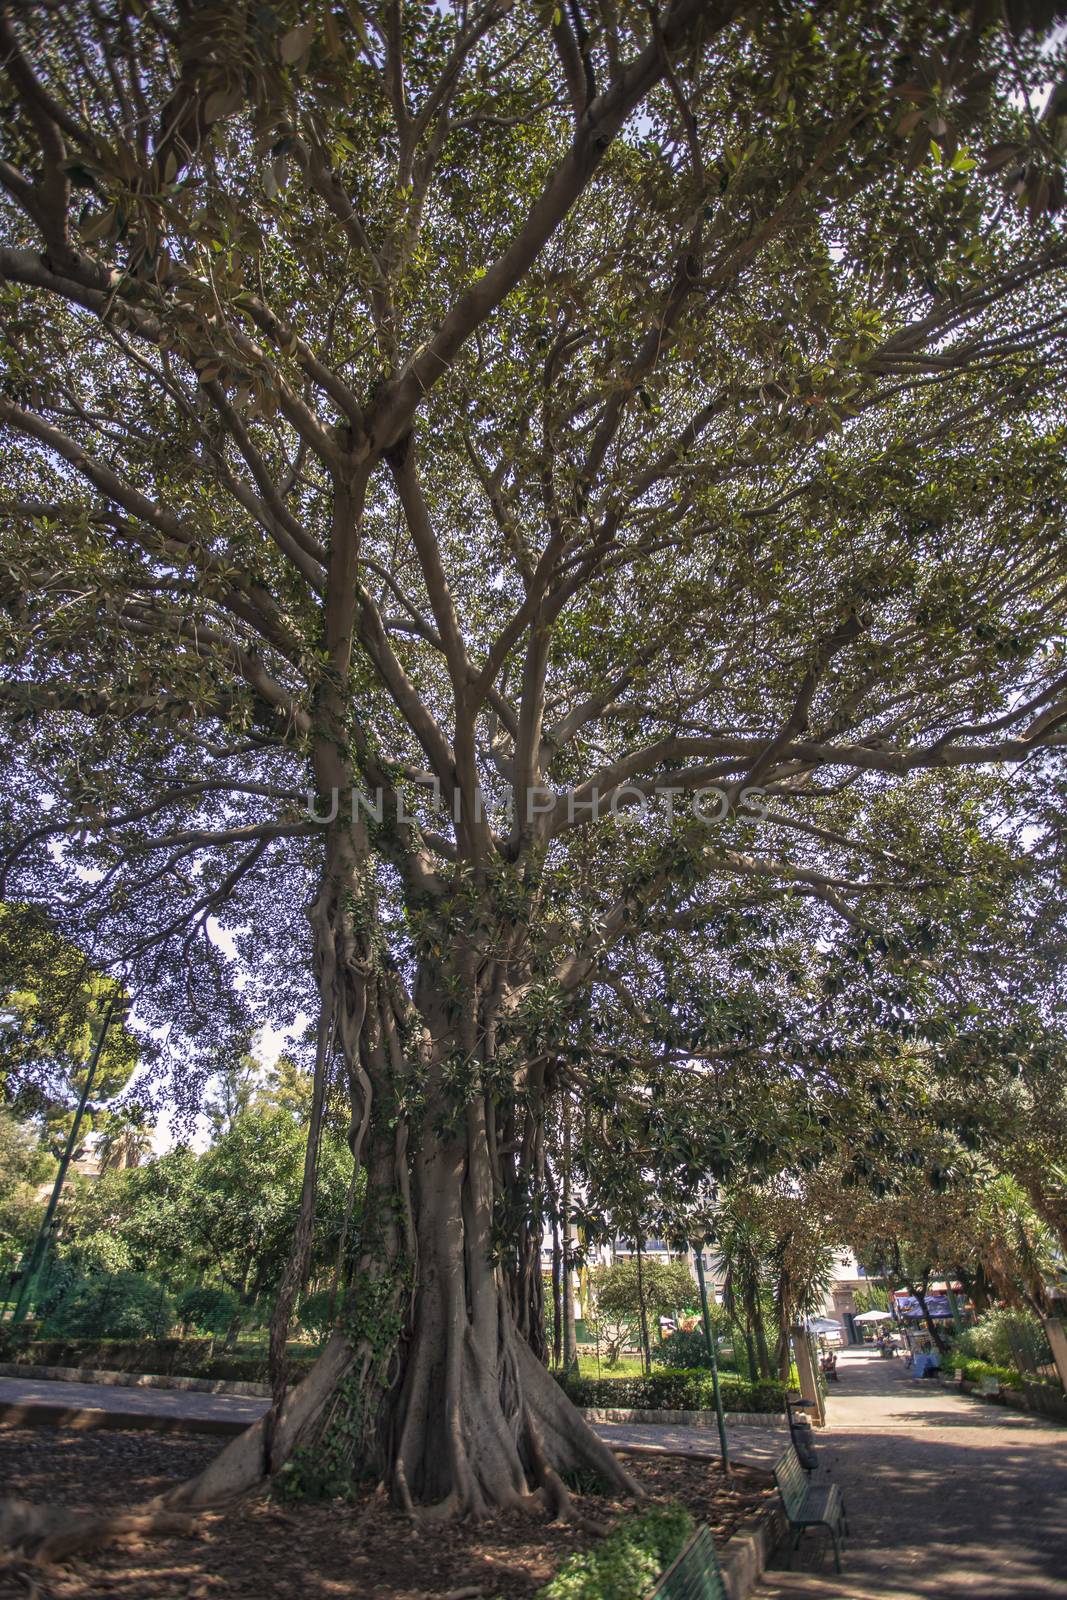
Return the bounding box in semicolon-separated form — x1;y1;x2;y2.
0;1334;316;1385
954;1356;1025;1389
554;1366;787;1414
955;1356;1064;1392
537;1505;693;1600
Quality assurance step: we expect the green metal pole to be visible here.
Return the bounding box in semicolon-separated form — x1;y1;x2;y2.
694;1245;729;1472
12;997;115;1323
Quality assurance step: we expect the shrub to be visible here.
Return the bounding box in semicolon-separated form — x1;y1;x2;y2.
297;1287;335;1342
537;1505;693;1600
65;1231;134;1275
956;1356;1025;1389
178;1285;240;1335
554;1366;786;1414
41;1271;175;1340
956;1308;1052;1373
651;1327;712;1369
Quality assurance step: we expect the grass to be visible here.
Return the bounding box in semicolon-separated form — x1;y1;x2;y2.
574;1350;747;1381
576;1352;647;1377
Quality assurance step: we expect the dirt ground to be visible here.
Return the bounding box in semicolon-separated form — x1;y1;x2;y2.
0;1427;773;1600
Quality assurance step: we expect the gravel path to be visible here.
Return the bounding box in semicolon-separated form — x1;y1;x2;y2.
596;1417;788;1471
755;1344;1067;1599
0;1375;788;1468
0;1374;266;1430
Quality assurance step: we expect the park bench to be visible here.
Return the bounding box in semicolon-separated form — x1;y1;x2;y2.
786;1392;818;1471
774;1444;848;1573
651;1524;726;1600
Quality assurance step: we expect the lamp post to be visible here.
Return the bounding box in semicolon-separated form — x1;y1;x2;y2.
694;1245;729;1472
11;994;123;1323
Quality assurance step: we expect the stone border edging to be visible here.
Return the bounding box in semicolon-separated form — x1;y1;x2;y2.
719;1499;787;1600
953;1375;1067;1424
580;1404;786;1428
0;1360;271;1397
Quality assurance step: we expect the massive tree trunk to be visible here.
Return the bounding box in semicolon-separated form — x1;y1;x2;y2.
166;840;636;1520
167;1090;635;1518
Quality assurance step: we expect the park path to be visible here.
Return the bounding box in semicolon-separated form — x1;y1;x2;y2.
0;1373;786;1466
0;1373;267;1433
7;1353;1066;1597
754;1344;1067;1599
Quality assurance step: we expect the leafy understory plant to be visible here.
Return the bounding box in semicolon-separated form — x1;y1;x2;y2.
537;1506;695;1600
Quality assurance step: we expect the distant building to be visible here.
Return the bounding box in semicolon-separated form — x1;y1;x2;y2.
820;1251;884;1342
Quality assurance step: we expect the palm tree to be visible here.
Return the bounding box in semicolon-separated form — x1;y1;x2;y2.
95;1110;152;1172
716;1199;774;1379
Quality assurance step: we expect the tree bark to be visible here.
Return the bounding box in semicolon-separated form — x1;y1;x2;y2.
635;1236;652;1375
911;1281;948;1354
743;1320;758;1381
561;1099;578;1375
747;1281;772;1378
166;851;637;1518
551;1214;563;1369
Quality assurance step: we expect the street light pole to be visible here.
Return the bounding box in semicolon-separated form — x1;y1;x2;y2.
694;1244;730;1473
11;996;117;1324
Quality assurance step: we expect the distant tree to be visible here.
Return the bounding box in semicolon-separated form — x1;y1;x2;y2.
853;1285;891;1318
203;1052;260;1141
178;1284;241;1338
0;905;139;1146
592;1258;696;1368
42;1269;175;1341
0;1106;53;1271
95;1106;154;1172
258;1054;315;1125
56;1097;354;1327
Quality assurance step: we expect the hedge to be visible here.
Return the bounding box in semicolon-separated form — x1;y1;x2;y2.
952;1358;1067;1424
0;1334;316;1385
955;1356;1027;1390
537;1505;694;1600
553;1367;787;1413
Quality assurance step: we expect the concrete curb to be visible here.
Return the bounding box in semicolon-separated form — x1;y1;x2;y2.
953;1375;1067;1425
0;1399;250;1437
719;1500;788;1600
580;1404;787;1428
0;1361;271;1397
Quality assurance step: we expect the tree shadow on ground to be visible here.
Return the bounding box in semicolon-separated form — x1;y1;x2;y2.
776;1422;1067;1597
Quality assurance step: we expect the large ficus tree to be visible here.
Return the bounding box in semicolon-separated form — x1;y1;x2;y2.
2;0;1067;1518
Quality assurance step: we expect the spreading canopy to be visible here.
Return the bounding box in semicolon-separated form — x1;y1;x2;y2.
2;0;1067;1519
